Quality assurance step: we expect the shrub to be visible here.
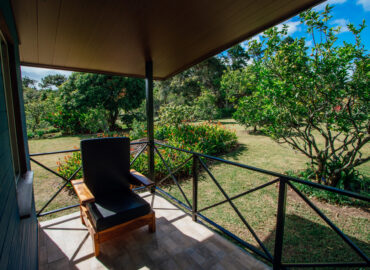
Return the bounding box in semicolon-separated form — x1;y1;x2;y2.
47;107;108;134
131;147;193;181
158;104;194;126
57;122;238;183
57;150;83;188
27;127;60;139
129;120;147;140
193;90;219;121
286;167;369;206
132;122;238;180
155;122;237;155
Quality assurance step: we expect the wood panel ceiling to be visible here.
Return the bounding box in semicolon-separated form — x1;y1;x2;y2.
11;0;323;80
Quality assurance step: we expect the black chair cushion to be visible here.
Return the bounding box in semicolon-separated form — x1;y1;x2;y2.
87;191;151;232
81;137;131;196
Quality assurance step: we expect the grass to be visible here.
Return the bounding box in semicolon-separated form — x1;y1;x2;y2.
28;135;92;221
28;120;370;268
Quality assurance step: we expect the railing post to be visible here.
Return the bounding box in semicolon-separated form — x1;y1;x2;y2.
192;154;198;221
273;178;287;270
145;60;155;189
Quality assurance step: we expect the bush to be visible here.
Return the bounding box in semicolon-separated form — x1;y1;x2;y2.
155;122;237;155
286;167;369;206
193;90;219;121
120;107;146;129
158;104;194;126
57;150;83;188
57;122;238;183
27;127;60;139
129;120;147;140
132;122;238;180
47;107;108;134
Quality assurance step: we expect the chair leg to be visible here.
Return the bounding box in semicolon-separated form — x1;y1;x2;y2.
149;212;156;233
80;206;85;226
93;233;100;256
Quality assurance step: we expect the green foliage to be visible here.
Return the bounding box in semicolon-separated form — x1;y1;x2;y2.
22;76;37;89
47;107;108;134
27;127;59;139
23;87;56;132
229;6;369;187
39;74;67;89
223;44;250;70
129;119;147;140
155;122;237;155
133;122;237;179
155;57;226;109
193;90;219;120
286;168;369;206
131;147;193;181
57;122;237;182
57;151;83;185
158;104;194;126
120;100;146;128
58;72;145;131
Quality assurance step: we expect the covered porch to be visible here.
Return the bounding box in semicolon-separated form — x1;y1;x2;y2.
1;0;369;269
39;192;268;270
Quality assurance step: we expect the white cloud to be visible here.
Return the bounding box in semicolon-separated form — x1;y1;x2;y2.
357;0;370;11
314;0;347;11
306;40;313;47
277;21;301;35
21;66;72;86
331;18;350;33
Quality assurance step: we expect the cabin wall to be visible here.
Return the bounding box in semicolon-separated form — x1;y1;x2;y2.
0;0;37;269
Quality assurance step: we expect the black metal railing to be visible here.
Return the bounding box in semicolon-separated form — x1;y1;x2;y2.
151;142;369;269
31;140;370;269
30;141;147;217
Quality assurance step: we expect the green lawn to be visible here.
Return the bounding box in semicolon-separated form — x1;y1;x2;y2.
28;120;369;268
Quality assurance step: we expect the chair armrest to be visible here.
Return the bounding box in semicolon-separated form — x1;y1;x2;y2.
129;169;154;187
71;179;95;204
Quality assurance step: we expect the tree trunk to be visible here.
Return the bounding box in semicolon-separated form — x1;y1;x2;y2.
315;159;324;185
327;172;342;187
108;110;118;131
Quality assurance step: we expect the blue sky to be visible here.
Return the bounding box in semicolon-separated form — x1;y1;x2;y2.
21;0;369;86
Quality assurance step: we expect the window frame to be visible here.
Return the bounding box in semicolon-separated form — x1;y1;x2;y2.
0;30;27;182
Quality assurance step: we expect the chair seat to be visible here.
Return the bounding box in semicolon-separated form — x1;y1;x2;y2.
87;191;151;232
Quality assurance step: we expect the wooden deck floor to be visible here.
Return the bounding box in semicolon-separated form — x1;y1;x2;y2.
39;192;270;270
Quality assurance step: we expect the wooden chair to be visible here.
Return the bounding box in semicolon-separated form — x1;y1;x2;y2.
71;137;155;257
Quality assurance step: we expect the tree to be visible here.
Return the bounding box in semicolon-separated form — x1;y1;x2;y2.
193;90;219;121
234;6;369;187
23;87;55;131
39;74;67;89
221;40;264;131
224;44;250;70
155;56;226;109
22;76;37;89
59;73;145;131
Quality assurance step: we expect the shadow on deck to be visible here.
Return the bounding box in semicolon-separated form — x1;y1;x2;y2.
38;192;269;270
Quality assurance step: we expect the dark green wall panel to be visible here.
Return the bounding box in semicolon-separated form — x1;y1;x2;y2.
0;0;37;269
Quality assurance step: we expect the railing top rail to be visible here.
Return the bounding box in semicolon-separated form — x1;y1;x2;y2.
29;141;148;157
154;141;370;202
30;149;80;156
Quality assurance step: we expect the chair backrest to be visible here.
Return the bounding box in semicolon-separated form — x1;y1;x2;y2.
80;137;131;197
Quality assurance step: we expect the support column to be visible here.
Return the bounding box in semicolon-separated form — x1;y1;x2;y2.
145;61;155;184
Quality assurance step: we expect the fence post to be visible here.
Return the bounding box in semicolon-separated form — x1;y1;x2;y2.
273;178;287;270
192;154;198;221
